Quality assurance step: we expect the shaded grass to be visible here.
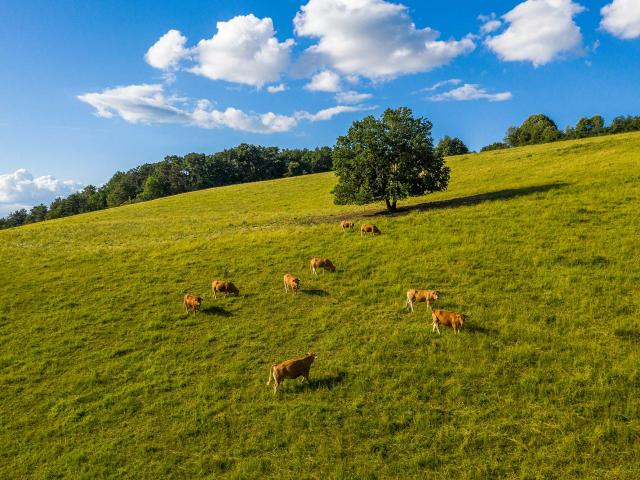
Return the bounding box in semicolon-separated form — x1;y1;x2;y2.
1;133;639;478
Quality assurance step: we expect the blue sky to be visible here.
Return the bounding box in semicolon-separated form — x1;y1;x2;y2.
1;0;639;215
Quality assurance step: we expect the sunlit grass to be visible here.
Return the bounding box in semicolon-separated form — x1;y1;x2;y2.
1;133;639;478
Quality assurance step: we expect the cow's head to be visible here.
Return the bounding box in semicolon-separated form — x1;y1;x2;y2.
327;261;336;272
432;291;439;300
305;352;317;361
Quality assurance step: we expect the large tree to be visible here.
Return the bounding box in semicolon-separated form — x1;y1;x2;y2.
435;135;469;157
332;107;450;212
505;114;563;147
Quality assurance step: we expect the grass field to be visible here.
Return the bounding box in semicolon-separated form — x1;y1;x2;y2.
1;133;639;479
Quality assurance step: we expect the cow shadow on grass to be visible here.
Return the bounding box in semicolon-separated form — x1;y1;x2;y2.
614;329;640;341
201;305;233;317
291;371;348;392
363;183;569;217
302;289;329;297
463;324;496;335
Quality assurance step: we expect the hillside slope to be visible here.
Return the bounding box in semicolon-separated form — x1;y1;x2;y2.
1;133;639;479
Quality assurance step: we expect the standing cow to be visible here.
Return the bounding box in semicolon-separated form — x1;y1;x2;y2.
212;280;239;299
183;294;202;315
310;258;336;275
267;352;317;393
283;274;301;293
361;224;381;236
406;289;439;312
340;220;355;230
431;309;466;334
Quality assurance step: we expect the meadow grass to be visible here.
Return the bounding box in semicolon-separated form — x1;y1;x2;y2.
1;133;639;479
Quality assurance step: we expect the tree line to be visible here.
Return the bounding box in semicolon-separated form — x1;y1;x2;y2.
481;114;640;151
0;144;332;229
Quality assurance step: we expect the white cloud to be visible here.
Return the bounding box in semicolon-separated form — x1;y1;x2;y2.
79;84;371;133
601;0;640;39
189;14;294;87
294;0;475;80
305;70;341;92
267;83;287;93
417;78;462;93
296;105;376;122
78;84;192;124
335;90;373;104
485;0;585;67
481;20;502;35
191;100;298;133
427;83;512;102
0;169;82;216
478;14;502;35
144;29;189;70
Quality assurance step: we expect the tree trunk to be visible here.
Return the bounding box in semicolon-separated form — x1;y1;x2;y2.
385;197;397;212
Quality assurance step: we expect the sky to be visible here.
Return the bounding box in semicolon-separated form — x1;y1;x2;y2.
1;0;639;216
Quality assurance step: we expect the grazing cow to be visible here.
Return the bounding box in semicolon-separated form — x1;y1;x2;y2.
431;309;466;334
267;352;317;393
406;289;439;313
212;280;239;299
310;258;336;275
283;274;301;293
361;223;381;236
183;294;202;315
340;220;354;230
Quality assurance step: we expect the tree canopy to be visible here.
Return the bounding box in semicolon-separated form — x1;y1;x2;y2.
1;144;333;230
332;107;450;211
435;136;469;157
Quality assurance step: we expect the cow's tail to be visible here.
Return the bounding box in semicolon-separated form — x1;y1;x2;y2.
266;365;275;385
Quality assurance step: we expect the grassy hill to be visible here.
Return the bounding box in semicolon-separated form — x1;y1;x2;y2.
1;133;639;479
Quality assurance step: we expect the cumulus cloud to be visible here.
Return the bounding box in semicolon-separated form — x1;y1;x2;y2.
144;29;189;70
0;169;82;216
427;83;512;102
267;83;287;93
78;83;372;133
305;70;341;92
601;0;640;39
145;15;294;87
294;0;475;80
189;14;294;87
334;90;373;104
485;0;585;67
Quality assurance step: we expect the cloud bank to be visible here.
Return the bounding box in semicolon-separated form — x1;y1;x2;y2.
0;169;82;216
78;84;373;133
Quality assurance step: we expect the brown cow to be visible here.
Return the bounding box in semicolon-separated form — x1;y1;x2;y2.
361;223;381;236
431;309;466;334
267;352;317;393
212;280;239;299
406;289;439;313
340;220;354;230
183;294;202;315
310;258;336;275
283;274;301;293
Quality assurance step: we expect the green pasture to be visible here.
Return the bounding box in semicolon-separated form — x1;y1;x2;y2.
1;133;639;479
